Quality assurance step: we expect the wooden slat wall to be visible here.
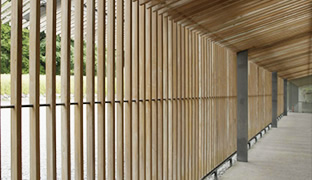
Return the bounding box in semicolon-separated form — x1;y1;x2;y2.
4;1;244;179
248;61;273;140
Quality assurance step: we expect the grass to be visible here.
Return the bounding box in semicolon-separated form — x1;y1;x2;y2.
0;74;106;96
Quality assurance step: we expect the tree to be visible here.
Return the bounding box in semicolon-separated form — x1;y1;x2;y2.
1;23;99;75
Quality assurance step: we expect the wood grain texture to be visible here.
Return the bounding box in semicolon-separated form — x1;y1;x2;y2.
157;13;164;180
10;0;22;178
139;4;146;180
29;0;41;178
86;0;96;178
45;0;57;178
132;2;140;179
97;0;106;179
107;0;116;179
74;0;84;178
151;10;158;180
60;0;71;178
125;1;133;179
162;16;169;180
116;0;124;179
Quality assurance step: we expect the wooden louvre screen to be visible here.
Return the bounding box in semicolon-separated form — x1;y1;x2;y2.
248;62;273;140
0;0;283;179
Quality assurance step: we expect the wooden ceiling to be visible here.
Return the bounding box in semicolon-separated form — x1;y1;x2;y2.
137;0;312;80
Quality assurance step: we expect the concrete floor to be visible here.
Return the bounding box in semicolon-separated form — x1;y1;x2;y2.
220;113;312;180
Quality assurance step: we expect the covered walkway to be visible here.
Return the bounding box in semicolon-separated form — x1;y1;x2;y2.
221;113;312;180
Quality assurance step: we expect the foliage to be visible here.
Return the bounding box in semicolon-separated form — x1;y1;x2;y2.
1;23;98;75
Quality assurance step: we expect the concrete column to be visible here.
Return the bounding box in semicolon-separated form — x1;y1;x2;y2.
283;79;287;116
237;50;248;162
272;72;278;128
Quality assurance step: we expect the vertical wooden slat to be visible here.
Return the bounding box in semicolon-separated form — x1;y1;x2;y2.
201;37;204;177
145;6;152;180
132;1;139;179
204;37;208;174
205;37;208;174
203;37;206;174
157;13;163;180
176;24;181;180
168;18;173;180
97;0;106;178
181;26;185;180
0;0;1;175
0;0;1;177
144;4;153;179
189;29;193;180
212;42;215;169
151;10;158;180
196;33;200;180
209;40;212;172
116;0;124;179
61;0;71;177
125;0;132;179
139;4;146;180
191;31;195;180
206;38;209;173
107;0;115;179
172;21;177;180
194;32;197;180
185;28;189;180
86;0;95;178
207;39;210;172
74;0;84;177
11;0;22;179
29;0;40;178
162;16;169;180
201;36;205;177
46;0;57;178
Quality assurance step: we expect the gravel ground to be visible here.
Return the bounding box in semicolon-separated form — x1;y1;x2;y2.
1;97;100;179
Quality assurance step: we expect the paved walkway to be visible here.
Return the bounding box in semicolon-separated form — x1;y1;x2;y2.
221;113;312;180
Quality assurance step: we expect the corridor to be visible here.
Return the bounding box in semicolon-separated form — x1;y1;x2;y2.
221;113;312;180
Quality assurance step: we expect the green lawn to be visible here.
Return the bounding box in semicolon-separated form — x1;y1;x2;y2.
0;74;106;95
